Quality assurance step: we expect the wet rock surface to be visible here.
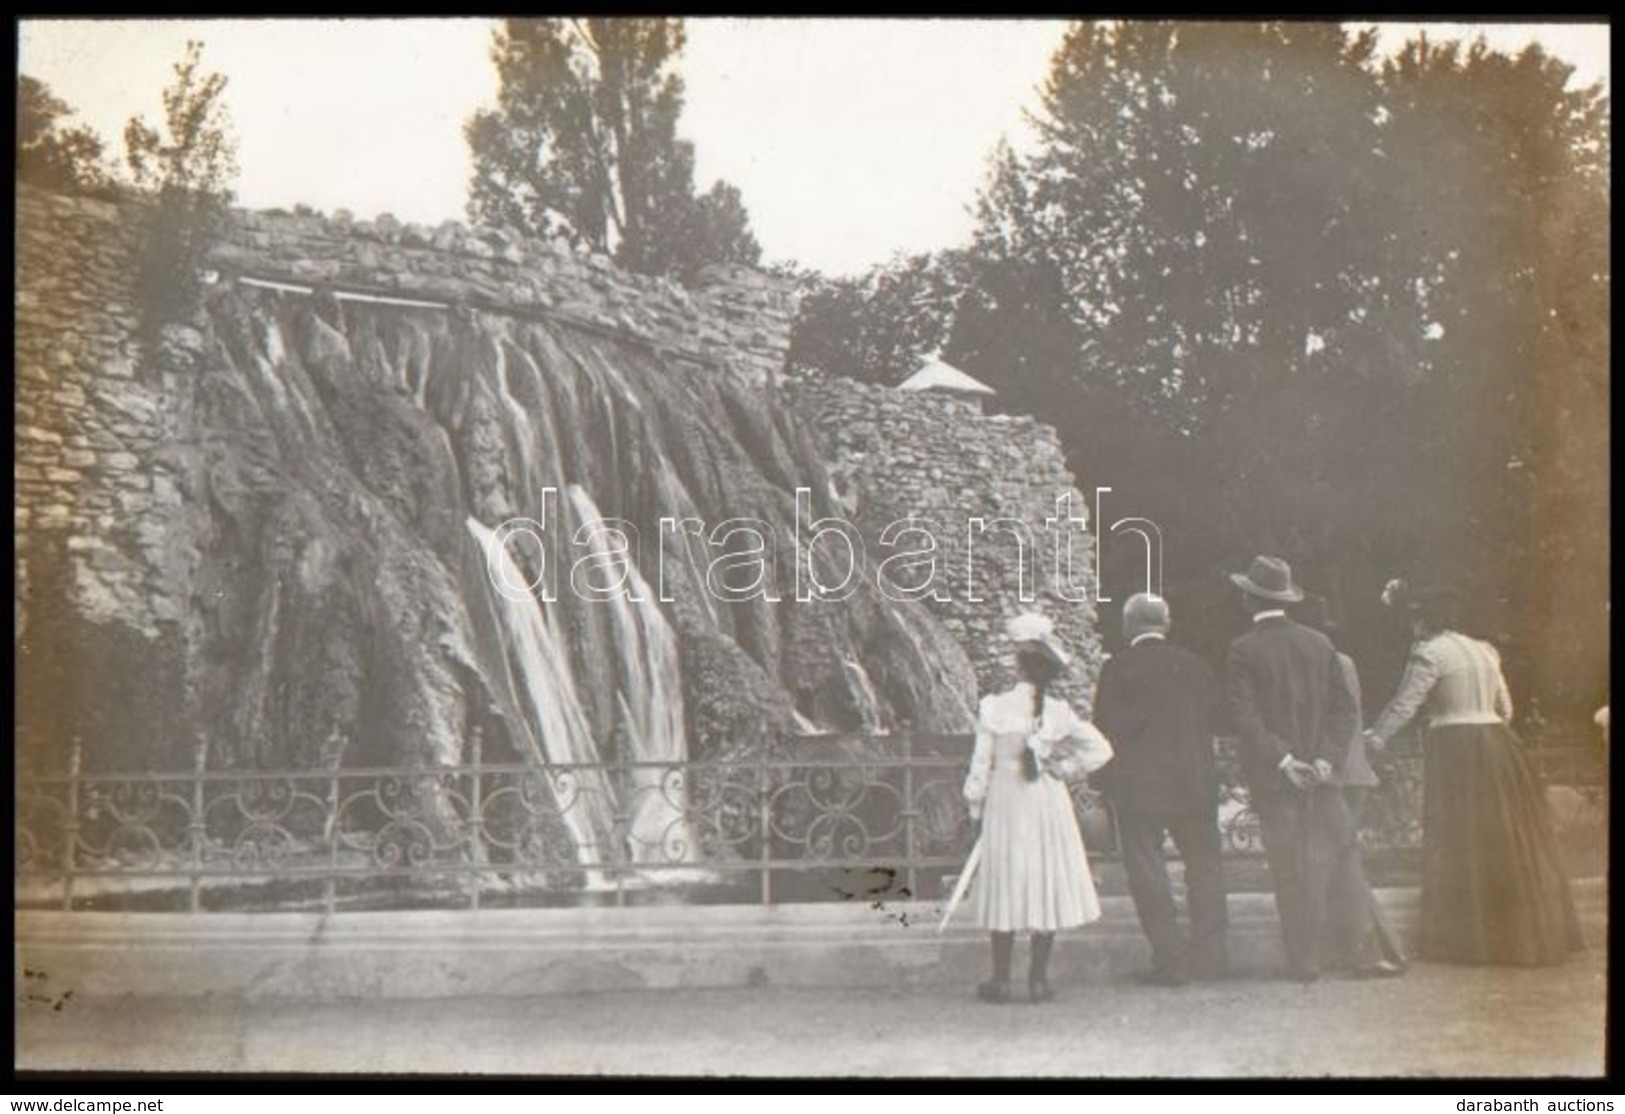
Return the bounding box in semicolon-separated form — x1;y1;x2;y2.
15;184;1096;894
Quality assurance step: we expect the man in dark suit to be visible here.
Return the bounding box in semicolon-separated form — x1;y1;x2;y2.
1224;556;1358;982
1093;593;1229;985
1298;598;1407;976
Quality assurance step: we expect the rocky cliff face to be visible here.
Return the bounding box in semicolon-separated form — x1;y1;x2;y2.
15;187;1105;885
15;187;980;796
16;190;198;778
787;370;1103;707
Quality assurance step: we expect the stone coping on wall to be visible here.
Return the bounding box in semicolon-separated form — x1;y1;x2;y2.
16;183;800;390
14;182;802;639
206;199;799;388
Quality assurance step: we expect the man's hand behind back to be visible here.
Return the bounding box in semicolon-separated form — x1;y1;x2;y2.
1282;758;1320;790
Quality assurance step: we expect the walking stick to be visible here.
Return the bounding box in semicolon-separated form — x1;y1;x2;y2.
937;836;984;934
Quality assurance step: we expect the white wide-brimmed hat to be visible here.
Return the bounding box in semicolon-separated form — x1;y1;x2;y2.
1006;611;1071;668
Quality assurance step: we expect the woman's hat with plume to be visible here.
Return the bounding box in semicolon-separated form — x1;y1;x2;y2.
1005;611;1071;668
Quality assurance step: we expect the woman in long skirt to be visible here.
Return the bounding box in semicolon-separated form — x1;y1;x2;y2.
962;612;1114;1002
1365;583;1582;965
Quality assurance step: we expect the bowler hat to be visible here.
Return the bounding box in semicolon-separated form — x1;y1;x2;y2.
1230;555;1305;602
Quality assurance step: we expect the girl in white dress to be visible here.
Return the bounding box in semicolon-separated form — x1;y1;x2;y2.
963;613;1114;1002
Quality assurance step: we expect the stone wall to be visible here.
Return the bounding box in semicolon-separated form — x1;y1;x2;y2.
786;370;1104;707
15;182;1098;723
14;184;800;639
207;206;798;389
15;187;195;640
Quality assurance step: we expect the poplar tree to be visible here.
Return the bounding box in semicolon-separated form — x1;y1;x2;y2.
466;18;761;284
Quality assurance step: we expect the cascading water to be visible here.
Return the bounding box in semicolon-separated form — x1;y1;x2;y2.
563;485;701;876
465;515;615;890
136;276;980;897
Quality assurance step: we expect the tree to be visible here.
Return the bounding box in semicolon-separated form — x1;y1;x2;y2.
684;181;763;282
17;75;112;193
466;18;761;284
1376;37;1610;719
123;40;239;330
787;251;968;385
956;21;1411;621
978;23;1397;439
941;21;1606;714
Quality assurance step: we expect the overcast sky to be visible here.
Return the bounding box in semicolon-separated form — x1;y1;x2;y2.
18;19;1611;276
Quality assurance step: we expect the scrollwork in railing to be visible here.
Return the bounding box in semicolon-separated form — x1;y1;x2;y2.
1067;779;1118;855
911;773;976;859
14;731;1599;910
368;771;474;867
77;778;191;872
641;762;757;865
1358;750;1425;851
1210;737;1426;853
768;762;907;863
201;775;331;871
14;782;71;875
1210;739;1262;855
479;767;591;889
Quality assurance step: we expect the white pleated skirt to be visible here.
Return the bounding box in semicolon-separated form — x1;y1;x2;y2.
972;761;1101;932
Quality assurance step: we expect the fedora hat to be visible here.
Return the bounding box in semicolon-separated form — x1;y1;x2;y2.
1005;611;1071;668
1230;555;1304;602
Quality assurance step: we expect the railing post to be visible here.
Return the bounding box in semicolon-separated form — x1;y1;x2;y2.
189;740;207;913
758;744;772;906
902;733;917;903
62;742;82;912
614;739;628;909
325;734;341;916
468;725;483;912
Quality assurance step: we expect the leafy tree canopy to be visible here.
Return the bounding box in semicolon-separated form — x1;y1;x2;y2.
788;21;1609;720
18;74;114;194
124;40;239;331
466;18;761;285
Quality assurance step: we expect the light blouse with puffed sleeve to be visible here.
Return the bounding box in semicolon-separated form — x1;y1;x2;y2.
963;687;1115;809
1369;633;1514;744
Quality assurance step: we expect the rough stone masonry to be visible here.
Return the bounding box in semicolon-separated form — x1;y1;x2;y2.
14;183;1102;737
787;369;1102;706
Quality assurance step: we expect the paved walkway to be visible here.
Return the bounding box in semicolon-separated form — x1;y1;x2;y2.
16;947;1605;1078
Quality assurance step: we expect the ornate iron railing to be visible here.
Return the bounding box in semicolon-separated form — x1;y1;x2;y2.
14;731;1602;912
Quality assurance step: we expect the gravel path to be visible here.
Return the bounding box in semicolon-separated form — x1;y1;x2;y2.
15;947;1605;1078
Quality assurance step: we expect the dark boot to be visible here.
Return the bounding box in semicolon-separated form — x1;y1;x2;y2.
1029;932;1056;1003
978;932;1013;1002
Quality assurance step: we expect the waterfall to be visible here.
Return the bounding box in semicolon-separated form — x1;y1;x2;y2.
90;279;985;907
490;338;541;512
841;658;884;733
468;501;708;886
563;486;702;875
466;516;614;891
250;318;321;442
791;709;826;735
